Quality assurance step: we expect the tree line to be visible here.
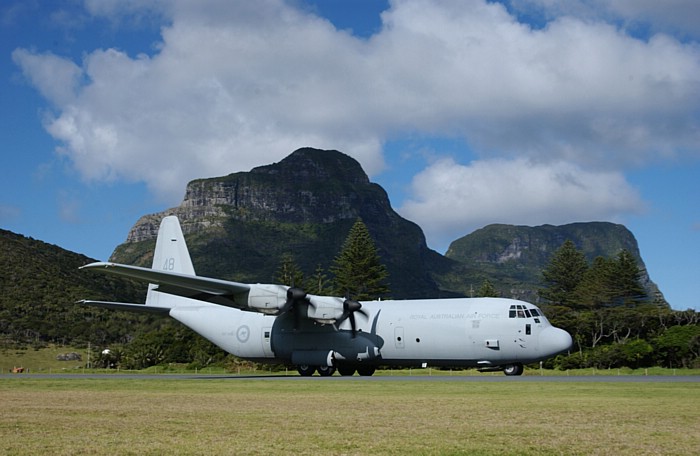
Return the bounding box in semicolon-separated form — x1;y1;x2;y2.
534;240;699;369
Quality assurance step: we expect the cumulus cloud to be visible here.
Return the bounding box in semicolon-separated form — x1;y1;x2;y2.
12;49;81;106
399;157;646;250
511;0;700;39
12;0;700;242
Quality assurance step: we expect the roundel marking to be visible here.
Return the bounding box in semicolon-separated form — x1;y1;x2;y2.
236;325;250;343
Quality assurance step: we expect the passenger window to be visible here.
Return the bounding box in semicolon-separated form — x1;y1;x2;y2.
526;324;531;335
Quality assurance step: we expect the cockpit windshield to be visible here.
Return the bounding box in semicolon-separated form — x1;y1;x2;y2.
508;304;547;324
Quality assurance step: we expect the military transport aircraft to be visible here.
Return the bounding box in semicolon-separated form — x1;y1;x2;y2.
80;216;572;376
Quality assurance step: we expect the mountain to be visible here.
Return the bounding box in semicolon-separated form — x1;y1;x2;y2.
111;148;454;299
0;229;155;347
111;147;665;306
444;223;666;304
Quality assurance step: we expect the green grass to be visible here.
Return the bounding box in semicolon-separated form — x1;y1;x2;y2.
3;345;700;377
0;345;91;373
0;377;698;455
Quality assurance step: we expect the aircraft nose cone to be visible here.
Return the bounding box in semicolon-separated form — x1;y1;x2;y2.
539;327;573;356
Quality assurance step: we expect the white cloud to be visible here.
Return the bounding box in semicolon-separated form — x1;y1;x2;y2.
398;157;645;251
12;0;700;226
12;49;81;106
511;0;700;39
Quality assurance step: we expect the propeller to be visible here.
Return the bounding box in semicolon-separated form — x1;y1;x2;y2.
280;287;309;329
336;298;369;338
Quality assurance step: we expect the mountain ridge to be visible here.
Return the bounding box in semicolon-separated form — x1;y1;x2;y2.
110;147;665;305
112;148;450;298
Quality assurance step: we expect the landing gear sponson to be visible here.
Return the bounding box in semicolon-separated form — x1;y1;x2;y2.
296;365;377;376
296;363;523;376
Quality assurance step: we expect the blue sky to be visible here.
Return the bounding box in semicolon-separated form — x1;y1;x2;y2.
1;0;698;310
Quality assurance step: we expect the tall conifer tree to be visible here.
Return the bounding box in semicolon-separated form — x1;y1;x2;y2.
330;219;390;300
539;240;588;308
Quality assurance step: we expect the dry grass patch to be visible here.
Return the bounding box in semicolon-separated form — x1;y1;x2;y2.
0;378;697;455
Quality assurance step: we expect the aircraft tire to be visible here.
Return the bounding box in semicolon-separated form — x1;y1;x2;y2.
356;365;376;376
297;365;316;376
503;363;524;376
317;366;336;377
337;365;356;376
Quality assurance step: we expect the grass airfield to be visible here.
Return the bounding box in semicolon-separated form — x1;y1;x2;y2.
1;375;698;455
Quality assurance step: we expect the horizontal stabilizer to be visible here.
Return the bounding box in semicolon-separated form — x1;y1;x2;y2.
78;300;171;315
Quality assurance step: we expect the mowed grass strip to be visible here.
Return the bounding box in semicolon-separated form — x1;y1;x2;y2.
0;378;697;455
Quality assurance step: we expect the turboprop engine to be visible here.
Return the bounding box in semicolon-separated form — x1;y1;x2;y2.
245;284;288;314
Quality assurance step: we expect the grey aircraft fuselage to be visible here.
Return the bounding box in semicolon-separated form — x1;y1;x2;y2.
167;293;570;371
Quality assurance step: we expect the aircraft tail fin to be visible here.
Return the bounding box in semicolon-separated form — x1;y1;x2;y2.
146;216;195;309
151;216;195;276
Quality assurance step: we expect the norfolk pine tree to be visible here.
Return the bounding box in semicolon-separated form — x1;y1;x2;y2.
274;253;305;287
330;219;390;300
539;240;588;308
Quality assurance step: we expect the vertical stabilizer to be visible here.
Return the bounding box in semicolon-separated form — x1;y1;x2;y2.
152;216;195;275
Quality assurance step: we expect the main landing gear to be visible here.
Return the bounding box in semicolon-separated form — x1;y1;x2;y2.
296;365;376;376
502;363;524;376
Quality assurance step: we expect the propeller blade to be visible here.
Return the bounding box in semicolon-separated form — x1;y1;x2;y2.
336;299;367;338
350;312;357;334
282;287;308;330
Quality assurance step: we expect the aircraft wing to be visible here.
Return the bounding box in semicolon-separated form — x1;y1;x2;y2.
80;262;251;307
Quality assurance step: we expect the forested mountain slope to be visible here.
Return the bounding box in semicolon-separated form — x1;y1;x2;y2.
444;223;665;304
0;229;155;348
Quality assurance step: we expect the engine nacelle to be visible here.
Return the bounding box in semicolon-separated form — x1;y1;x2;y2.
306;295;345;324
246;284;287;314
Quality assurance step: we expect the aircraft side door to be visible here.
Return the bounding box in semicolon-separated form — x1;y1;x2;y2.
262;327;273;357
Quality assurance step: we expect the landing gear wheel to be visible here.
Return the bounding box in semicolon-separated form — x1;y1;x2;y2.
503;363;524;376
356;365;376;376
337;365;356;376
297;365;315;376
317;365;336;377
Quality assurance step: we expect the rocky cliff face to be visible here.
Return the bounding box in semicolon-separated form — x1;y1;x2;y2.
126;148;383;242
113;148;450;298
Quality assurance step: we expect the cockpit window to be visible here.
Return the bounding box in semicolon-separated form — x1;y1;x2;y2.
509;304;545;321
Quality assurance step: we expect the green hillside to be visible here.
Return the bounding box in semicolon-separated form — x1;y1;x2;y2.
0;229;158;348
443;222;664;304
